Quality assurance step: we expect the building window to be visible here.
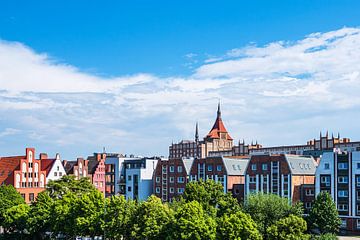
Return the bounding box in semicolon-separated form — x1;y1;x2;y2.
356;176;360;187
338;190;348;198
251;164;257;171
128;175;132;181
169;166;175;172
156;177;160;183
305;189;314;196
177;188;184;194
338;176;348;184
262;164;268;171
177;166;183;173
177;177;185;183
305;202;312;209
357;219;360;229
29;193;34;202
249;176;256;184
21;194;25;200
324;163;330;169
155;187;160;193
169;187;174;193
54;172;57;176
341;219;347;228
207;165;213;172
59;172;62;177
169;177;174;183
357;163;360;169
338;204;348;211
338;163;348;170
128;186;131;192
320;176;331;186
263;175;268;184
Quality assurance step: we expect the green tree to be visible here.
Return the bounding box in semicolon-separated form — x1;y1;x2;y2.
170;200;216;240
27;191;54;238
308;191;341;234
0;185;25;228
3;203;30;236
267;214;310;240
103;195;138;239
216;211;262;240
184;179;224;209
243;193;303;236
131;195;173;240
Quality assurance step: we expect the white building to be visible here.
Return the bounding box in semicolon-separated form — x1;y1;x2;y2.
105;154;160;200
315;151;360;232
41;153;67;182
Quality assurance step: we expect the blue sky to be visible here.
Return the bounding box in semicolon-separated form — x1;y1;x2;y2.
0;1;360;159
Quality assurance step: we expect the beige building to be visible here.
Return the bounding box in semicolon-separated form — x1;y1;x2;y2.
169;103;234;159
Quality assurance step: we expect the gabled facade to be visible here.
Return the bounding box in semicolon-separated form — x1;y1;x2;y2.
245;154;317;211
0;148;47;203
41;153;66;182
87;153;106;195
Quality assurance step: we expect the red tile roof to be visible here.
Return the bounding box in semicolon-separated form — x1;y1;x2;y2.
41;158;55;177
0;156;23;184
206;104;233;140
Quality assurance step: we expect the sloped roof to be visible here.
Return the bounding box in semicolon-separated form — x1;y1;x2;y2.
206;104;233;140
285;155;317;175
88;160;99;174
182;158;194;174
63;161;76;174
222;157;249;176
41;159;56;177
0;156;23;184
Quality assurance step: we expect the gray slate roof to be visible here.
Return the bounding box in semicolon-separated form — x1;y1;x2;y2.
285;155;317;175
222;157;250;176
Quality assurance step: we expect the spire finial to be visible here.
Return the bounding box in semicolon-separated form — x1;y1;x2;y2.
217;100;221;119
195;122;199;143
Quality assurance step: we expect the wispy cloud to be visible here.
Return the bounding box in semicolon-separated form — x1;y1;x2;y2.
1;27;360;158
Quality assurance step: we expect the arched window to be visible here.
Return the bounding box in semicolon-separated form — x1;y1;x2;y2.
22;162;27;172
34;163;39;172
40;174;45;187
28;151;33;162
15;174;20;188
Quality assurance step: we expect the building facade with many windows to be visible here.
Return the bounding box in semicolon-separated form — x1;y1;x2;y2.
315;151;360;232
0;148;47;203
244;154;317;212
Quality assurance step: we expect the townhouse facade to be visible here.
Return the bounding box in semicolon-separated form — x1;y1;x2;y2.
315;151;360;232
40;153;66;182
244;154;317;212
0;148;47;203
154;156;249;202
63;153;106;195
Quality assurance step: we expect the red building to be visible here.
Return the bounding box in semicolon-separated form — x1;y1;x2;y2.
245;154;317;212
0;148;47;203
154;156;249;202
63;153;106;195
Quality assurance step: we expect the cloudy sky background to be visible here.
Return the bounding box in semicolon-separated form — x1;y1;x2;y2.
1;1;360;159
1;26;360;159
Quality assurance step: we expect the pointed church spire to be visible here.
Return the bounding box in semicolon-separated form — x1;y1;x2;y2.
195;122;199;143
217;101;221;119
338;132;340;139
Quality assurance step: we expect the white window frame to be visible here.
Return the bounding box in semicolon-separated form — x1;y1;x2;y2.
177;166;183;173
262;164;268;171
338;190;348;198
169;177;174;183
338;176;348;184
249;176;256;184
155;187;160;193
338;162;348;170
177;177;184;183
169;166;175;172
251;164;257;171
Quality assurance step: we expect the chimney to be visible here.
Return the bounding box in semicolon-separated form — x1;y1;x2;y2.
39;153;48;160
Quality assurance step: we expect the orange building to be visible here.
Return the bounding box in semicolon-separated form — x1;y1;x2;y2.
0;148;47;203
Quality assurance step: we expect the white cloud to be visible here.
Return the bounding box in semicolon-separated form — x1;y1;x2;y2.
1;27;360;158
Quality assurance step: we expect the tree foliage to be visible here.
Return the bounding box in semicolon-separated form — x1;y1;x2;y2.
308;191;341;234
217;211;262;240
0;185;25;228
266;214;310;240
170;200;216;240
243;193;303;236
